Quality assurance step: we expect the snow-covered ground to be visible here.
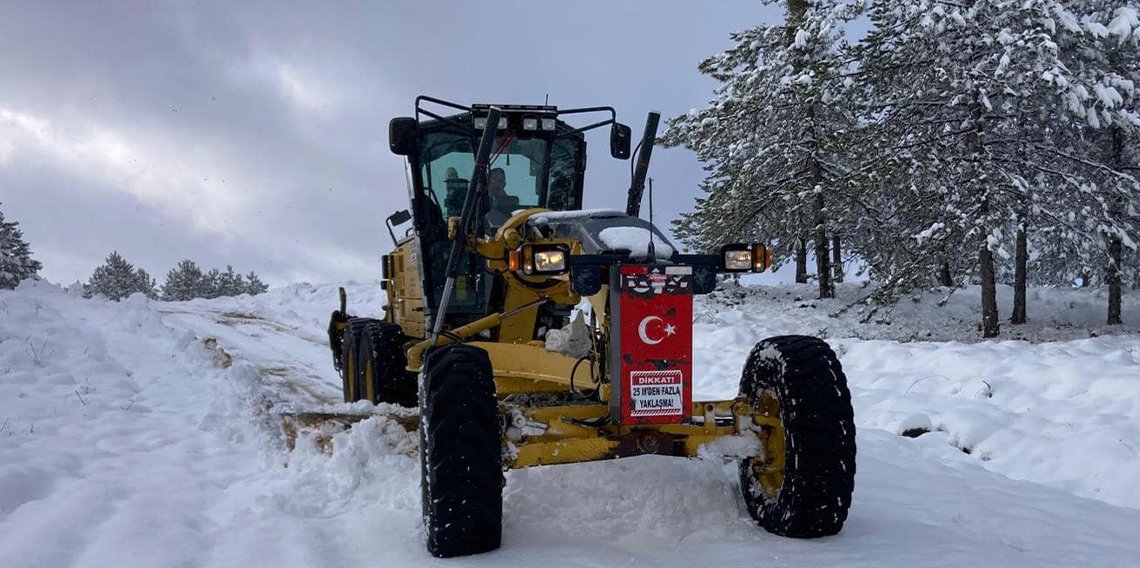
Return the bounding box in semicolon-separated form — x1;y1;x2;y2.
2;280;1140;567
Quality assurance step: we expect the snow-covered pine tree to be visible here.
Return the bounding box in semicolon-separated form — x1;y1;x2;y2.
851;0;1130;337
161;259;207;301
244;271;268;295
0;203;43;289
662;0;861;299
1068;2;1140;324
84;252;157;300
1013;3;1140;322
135;267;158;299
216;265;245;297
201;268;222;299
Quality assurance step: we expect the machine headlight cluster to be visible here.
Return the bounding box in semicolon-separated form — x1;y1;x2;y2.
509;244;570;276
473;115;508;130
721;243;772;273
533;249;566;273
521;115;558;131
724;249;753;271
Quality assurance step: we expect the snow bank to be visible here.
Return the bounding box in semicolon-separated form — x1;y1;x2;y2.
0;281;266;567
4;279;1140;567
699;280;1140;342
692;283;1140;510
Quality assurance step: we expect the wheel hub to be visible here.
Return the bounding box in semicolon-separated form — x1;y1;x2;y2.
751;392;785;500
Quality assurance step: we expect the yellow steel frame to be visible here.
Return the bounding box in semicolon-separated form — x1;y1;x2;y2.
505;399;782;469
367;207;784;485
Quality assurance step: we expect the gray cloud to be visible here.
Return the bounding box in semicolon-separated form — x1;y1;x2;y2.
0;0;779;286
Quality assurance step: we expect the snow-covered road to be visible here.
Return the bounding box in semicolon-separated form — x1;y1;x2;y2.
2;281;1139;567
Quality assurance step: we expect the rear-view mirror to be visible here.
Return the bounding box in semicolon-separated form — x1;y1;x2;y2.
389;117;418;156
386;209;413;244
388;209;412;226
610;123;631;160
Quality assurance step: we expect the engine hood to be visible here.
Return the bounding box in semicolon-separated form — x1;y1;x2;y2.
526;209;676;260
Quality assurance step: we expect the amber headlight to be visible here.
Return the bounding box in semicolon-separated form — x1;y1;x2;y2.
721;243;771;272
724;249;753;271
509;244;571;276
532;249;566;273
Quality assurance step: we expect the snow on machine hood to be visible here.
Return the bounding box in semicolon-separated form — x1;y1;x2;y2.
527;209;675;260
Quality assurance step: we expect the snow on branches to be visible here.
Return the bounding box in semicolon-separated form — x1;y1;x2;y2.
671;0;1140;335
663;0;861;299
0;203;42;290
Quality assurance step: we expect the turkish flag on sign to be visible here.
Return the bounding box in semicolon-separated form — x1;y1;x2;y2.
610;265;693;425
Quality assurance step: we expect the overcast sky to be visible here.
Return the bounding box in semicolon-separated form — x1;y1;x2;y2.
1;0;781;286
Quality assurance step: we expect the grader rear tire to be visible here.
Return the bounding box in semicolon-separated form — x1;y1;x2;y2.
420;344;502;558
356;322;417;407
340;317;379;402
738;335;856;538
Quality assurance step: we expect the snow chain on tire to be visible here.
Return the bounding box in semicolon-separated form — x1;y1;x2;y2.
738;334;856;538
420;344;502;558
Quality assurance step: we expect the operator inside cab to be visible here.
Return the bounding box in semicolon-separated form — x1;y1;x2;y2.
485;167;519;227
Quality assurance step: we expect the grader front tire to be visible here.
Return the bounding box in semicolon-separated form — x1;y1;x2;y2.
339;317;379;402
357;322;417;407
738;335;856;538
420;344;502;558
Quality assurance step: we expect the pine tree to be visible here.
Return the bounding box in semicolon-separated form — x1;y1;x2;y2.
161;260;207;301
1074;2;1140;324
161;261;268;299
202;268;222;299
850;0;1133;337
135;267;158;299
0;203;43;289
244;271;268;295
216;265;245;296
1011;3;1140;322
84;252;157;300
662;0;860;299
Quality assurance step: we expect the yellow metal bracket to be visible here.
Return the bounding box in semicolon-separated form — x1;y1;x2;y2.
504;398;780;470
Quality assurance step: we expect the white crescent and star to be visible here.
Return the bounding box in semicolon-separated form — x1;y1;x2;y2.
637;316;677;345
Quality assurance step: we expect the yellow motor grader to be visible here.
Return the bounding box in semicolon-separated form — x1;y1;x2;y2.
328;96;855;558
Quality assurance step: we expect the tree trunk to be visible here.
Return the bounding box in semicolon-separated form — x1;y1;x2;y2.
1011;224;1027;325
938;260;954;287
1107;126;1124;325
813;192;833;299
970;99;998;338
831;234;843;284
980;243;1000;337
1108;236;1123;325
795;238;808;283
786;0;808;43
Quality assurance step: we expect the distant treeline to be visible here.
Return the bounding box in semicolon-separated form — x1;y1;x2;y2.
82;252;268;301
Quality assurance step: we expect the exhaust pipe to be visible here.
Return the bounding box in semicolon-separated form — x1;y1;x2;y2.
626;110;661;218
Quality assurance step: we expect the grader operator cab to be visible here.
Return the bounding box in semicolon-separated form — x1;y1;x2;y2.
328;96;856;558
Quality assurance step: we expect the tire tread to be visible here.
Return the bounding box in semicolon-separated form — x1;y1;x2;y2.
738;334;857;538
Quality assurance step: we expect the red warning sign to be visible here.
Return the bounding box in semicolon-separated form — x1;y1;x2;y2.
629;370;684;418
610;265;693;425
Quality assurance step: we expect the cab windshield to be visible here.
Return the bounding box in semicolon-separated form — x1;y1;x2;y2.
418;130;581;225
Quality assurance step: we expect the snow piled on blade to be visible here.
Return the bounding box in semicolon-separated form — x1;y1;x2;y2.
2;279;1140;566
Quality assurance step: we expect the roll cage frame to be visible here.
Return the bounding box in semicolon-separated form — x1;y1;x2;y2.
396;96;633;327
